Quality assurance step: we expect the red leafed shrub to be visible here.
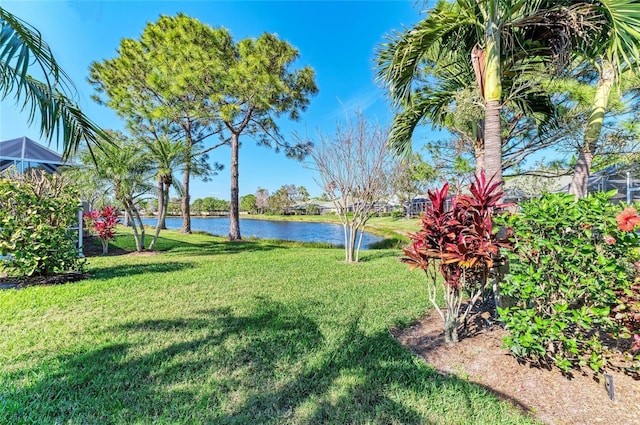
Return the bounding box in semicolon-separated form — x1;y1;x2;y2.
402;172;510;343
83;206;120;254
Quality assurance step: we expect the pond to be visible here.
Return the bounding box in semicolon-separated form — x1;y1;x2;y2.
141;217;384;249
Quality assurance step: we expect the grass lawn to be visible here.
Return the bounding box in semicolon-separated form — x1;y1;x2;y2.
0;231;539;424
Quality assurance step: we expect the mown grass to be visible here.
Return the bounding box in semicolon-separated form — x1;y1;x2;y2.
0;231;539;424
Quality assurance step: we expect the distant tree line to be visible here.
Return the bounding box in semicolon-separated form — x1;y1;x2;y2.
182;184;313;216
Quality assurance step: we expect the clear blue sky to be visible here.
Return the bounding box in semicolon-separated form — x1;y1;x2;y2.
0;0;439;201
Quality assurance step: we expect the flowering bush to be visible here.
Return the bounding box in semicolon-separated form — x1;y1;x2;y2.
496;192;640;373
83;206;120;254
612;207;640;368
401;172;509;343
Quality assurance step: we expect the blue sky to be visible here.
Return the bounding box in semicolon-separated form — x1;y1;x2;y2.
0;0;441;201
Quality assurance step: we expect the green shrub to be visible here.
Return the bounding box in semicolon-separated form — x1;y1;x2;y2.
0;170;85;277
496;191;638;372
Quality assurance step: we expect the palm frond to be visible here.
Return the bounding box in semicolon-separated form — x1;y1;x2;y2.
598;0;640;73
0;7;108;158
388;87;460;156
376;1;477;105
0;7;72;93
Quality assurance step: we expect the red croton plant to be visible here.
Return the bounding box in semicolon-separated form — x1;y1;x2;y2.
402;172;510;343
83;206;120;255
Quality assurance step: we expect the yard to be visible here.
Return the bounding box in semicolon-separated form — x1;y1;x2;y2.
0;231;536;424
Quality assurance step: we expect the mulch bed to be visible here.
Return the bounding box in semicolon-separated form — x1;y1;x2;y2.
392;309;640;425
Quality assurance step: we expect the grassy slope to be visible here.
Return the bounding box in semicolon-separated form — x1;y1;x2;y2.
0;231;538;424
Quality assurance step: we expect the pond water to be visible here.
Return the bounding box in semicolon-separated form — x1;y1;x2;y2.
141;217;384;249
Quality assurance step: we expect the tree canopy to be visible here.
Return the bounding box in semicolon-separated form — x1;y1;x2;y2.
89;15;317;239
89;13;231;233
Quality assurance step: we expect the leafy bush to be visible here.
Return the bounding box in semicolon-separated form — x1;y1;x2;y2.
402;172;509;343
83;205;120;254
0;170;85;277
496;192;638;372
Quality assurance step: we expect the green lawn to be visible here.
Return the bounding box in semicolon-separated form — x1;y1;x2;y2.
0;231;539;424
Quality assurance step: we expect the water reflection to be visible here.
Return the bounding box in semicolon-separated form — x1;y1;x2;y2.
141;217;384;248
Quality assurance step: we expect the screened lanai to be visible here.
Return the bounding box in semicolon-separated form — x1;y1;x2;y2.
0;136;67;174
566;164;640;204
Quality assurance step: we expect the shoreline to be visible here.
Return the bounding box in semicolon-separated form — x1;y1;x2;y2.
144;213;415;241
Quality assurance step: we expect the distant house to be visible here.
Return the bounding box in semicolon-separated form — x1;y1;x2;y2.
0;137;69;174
291;198;399;216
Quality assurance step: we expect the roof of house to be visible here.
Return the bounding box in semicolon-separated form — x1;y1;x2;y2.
0;137;67;173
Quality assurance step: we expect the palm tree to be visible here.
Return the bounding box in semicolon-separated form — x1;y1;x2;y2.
76;131;153;252
381;44;555;177
142;137;187;250
567;0;640;198
377;0;578;189
0;7;105;158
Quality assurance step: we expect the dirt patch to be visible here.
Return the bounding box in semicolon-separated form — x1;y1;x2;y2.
81;241;131;257
0;271;89;289
392;310;640;425
0;241;156;289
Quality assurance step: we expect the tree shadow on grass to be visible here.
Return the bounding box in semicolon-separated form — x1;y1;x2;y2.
1;298;534;424
87;261;194;280
110;233;343;258
357;250;402;262
135;235;286;257
226;310;534;424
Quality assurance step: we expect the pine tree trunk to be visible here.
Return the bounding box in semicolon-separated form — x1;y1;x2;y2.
229;132;242;241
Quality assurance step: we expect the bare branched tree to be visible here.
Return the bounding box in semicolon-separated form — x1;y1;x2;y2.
306;113;394;263
255;188;270;215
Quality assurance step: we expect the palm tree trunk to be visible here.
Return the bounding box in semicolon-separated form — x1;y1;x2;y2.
484;100;502;183
162;184;170;220
474;3;502;188
181;162;191;233
161;182;169;229
123;200;142;252
149;181;165;251
569;61;615;199
131;203;146;251
156;179;166;230
474;135;486;175
569;150;595;199
229;132;241;241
